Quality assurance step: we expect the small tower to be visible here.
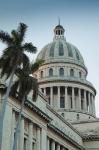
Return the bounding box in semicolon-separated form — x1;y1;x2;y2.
54;20;65;39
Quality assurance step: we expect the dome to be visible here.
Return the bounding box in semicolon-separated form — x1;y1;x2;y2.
34;24;96;120
37;39;86;69
37;23;87;70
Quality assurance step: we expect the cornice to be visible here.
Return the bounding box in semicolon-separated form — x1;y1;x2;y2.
48;124;85;150
39;79;96;95
24;99;52;122
47;104;82;137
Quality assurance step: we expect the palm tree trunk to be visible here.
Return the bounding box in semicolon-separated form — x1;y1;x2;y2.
12;94;26;150
0;65;16;150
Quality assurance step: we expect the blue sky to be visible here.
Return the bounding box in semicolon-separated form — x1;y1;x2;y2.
0;0;99;116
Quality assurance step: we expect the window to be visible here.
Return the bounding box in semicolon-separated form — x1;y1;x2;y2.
70;69;74;77
49;68;53;76
60;97;65;108
41;71;43;78
59;42;64;56
79;72;82;78
70;97;72;109
59;68;64;76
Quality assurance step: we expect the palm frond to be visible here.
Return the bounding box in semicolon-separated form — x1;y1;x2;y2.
22;53;30;72
10;80;19;97
31;59;44;73
11;30;19;44
30;76;38;101
0;31;12;45
23;43;37;53
18;23;27;42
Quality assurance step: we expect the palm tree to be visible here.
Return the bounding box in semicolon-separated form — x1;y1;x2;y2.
11;59;44;150
0;23;37;149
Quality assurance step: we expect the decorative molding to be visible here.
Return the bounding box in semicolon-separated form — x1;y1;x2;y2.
48;124;85;150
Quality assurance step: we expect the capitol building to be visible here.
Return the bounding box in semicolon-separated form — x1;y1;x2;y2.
0;23;99;150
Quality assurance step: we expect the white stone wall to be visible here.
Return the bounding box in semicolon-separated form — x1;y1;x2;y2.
34;63;87;80
83;141;99;150
58;111;96;122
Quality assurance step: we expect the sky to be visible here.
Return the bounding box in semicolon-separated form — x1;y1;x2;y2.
0;0;99;116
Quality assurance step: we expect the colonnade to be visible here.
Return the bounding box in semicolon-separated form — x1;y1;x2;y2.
47;137;68;150
12;111;47;150
41;86;95;115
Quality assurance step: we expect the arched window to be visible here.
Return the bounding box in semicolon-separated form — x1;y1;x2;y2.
59;68;64;76
59;42;64;56
70;69;74;77
49;68;53;76
41;71;43;78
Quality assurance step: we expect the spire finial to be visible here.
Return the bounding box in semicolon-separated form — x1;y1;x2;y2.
58;17;60;25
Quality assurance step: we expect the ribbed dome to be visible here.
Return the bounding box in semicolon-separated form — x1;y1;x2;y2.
37;38;86;69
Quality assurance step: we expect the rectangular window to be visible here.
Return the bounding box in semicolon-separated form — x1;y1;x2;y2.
60;97;65;108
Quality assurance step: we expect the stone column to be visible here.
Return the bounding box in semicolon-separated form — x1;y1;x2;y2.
18;117;24;150
28;122;33;150
92;95;96;115
65;86;68;109
50;87;53;106
47;137;50;150
78;88;81;110
57;144;60;150
58;86;60;108
51;140;55;150
72;87;75;110
84;90;87;112
41;128;47;150
44;88;46;96
37;127;41;150
11;111;16;150
62;147;65;150
88;92;91;113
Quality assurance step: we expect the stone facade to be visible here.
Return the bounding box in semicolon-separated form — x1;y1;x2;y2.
0;24;99;150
